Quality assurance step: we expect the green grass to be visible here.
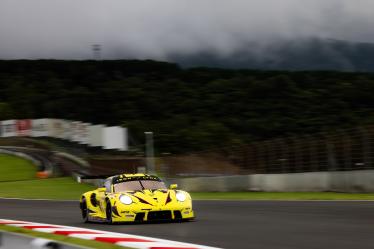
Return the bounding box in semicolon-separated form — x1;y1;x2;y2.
0;154;94;200
0;154;37;182
0;225;129;249
0;177;95;200
191;192;374;200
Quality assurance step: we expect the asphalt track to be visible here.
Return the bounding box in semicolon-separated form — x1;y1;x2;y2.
1;199;374;249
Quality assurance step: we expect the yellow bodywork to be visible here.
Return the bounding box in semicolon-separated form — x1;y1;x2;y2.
79;174;194;223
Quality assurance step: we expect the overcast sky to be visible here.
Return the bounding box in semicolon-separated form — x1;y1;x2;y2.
0;0;373;60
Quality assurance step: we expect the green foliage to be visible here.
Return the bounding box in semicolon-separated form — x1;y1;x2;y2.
0;102;14;120
1;60;374;153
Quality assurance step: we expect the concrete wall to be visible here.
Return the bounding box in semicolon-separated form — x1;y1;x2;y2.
169;175;250;192
170;170;374;193
248;172;330;192
329;170;374;192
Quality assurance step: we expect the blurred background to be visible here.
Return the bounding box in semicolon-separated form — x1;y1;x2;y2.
1;60;374;192
2;1;374;249
1;1;374;187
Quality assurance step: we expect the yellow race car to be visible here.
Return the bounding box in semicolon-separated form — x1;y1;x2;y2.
79;174;195;223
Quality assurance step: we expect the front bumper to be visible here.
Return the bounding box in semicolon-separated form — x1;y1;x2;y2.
112;207;194;222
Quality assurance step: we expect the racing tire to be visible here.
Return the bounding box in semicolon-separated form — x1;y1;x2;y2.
81;198;89;223
106;200;113;224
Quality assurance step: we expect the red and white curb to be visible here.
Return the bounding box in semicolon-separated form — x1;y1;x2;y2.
0;219;221;249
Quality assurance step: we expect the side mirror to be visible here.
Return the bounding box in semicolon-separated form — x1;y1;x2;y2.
170;184;178;190
98;187;106;192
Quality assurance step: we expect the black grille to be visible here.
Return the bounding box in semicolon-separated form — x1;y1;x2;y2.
135;212;145;222
174;211;182;220
147;211;172;221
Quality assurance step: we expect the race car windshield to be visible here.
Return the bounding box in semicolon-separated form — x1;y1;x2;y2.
140;180;167;190
114;180;167;192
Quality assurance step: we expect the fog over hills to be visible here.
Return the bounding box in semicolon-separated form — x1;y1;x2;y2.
169;38;374;71
1;1;374;71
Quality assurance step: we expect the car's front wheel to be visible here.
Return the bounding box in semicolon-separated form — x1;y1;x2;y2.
106;200;113;224
81;198;89;223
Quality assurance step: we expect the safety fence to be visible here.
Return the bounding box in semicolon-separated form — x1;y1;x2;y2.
161;125;374;177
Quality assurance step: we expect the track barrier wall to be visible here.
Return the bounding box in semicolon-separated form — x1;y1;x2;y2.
169;170;374;192
77;169;374;192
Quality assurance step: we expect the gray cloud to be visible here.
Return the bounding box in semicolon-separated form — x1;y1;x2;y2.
0;0;373;60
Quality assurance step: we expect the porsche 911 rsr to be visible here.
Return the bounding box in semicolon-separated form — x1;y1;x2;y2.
79;174;194;223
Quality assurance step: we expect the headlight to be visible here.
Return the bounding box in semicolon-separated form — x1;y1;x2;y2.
176;192;186;202
119;195;133;205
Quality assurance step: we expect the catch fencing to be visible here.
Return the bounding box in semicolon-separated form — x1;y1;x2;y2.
161;125;374;177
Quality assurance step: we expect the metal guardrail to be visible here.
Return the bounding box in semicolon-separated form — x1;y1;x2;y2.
0;147;52;174
0;146;91;177
53;152;89;169
0;148;42;169
0;231;86;249
170;169;374;192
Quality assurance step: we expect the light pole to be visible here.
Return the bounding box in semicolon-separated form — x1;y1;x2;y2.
92;44;101;60
145;131;155;174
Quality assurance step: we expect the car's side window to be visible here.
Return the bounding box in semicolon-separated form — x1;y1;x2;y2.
104;180;111;193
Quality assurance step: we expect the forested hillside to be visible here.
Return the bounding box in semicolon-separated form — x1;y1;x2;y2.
1;60;374;153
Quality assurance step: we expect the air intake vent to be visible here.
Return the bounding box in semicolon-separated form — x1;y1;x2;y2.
135;212;145;222
147;211;172;221
174;211;182;220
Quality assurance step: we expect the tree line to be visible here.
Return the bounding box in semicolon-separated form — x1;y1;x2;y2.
1;60;374;153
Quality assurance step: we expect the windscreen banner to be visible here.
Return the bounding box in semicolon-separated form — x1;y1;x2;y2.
61;120;73;141
103;126;128;151
88;124;104;147
1;118;128;151
70;121;82;143
16;119;32;136
1;120;17;137
77;122;90;145
31;119;49;137
48;119;64;138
